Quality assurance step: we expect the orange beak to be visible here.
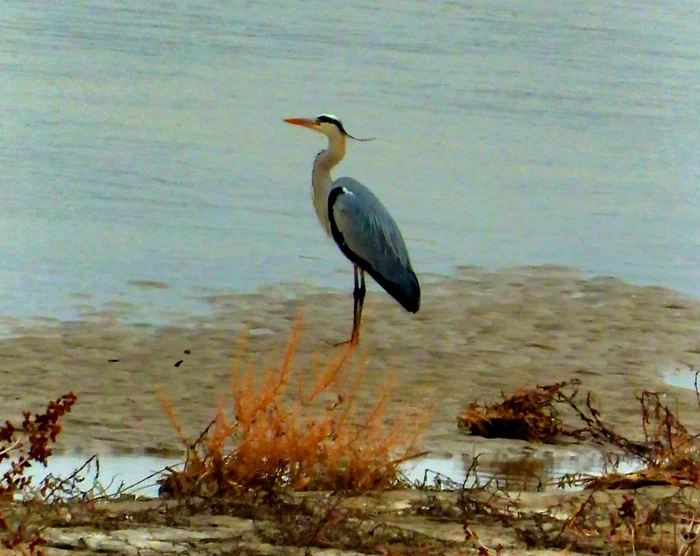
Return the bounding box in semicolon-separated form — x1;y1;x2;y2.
283;117;318;130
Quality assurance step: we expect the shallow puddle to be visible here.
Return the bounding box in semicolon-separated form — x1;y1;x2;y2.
2;448;641;500
664;364;699;391
0;454;180;499
405;449;640;491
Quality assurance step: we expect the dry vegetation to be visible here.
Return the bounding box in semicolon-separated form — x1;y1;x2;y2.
457;380;580;443
451;370;700;554
158;317;430;497
0;392;77;552
458;375;700;491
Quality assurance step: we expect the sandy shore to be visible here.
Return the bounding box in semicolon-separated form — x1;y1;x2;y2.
1;265;699;461
27;486;687;555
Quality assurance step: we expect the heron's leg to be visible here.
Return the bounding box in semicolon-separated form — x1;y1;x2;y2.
332;266;366;347
352;265;360;332
356;270;366;325
351;268;366;343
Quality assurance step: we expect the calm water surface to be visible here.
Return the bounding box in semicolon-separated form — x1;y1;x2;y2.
2;1;698;320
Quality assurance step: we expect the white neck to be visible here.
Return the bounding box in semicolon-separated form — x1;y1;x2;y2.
311;132;346;235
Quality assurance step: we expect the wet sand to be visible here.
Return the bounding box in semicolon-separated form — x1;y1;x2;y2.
31;486;685;555
2;266;700;459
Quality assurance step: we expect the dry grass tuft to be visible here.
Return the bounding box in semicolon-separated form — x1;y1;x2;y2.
158;316;430;497
457;380;579;443
580;387;700;490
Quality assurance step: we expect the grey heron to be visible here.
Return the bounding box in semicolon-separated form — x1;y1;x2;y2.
284;114;420;344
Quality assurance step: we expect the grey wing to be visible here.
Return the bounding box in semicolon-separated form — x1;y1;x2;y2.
328;177;420;313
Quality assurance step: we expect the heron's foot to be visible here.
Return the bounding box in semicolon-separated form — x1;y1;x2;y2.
328;329;360;348
329;337;359;348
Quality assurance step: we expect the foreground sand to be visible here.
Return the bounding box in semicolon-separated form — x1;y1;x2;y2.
2;265;700;460
20;486;690;555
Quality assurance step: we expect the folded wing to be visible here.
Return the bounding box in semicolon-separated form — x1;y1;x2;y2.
327;177;420;313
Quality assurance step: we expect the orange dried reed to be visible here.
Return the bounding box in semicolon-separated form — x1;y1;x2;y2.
160;317;428;496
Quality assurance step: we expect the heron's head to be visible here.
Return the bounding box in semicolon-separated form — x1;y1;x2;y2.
283;114;373;142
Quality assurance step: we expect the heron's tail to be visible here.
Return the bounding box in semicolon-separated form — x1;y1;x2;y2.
386;268;421;313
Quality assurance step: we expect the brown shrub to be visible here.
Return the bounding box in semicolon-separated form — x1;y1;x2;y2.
457;380;577;443
0;392;77;553
158;317;429;497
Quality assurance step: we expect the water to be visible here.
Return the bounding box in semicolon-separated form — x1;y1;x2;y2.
404;450;641;491
665;363;699;391
4;454;181;499
2;449;640;499
1;1;698;321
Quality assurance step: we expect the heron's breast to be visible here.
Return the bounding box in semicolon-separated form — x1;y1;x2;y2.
312;194;332;236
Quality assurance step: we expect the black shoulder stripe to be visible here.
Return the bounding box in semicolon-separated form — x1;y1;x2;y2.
328;186;350;253
328;186;367;271
328;186;382;280
327;186;345;217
